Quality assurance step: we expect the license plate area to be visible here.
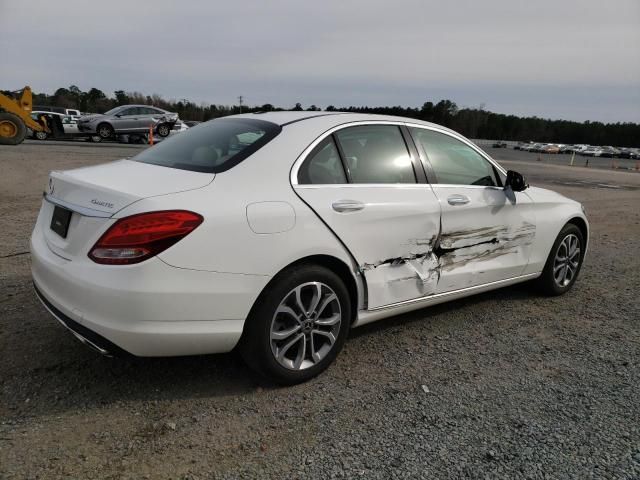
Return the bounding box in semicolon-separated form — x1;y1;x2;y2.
50;205;72;238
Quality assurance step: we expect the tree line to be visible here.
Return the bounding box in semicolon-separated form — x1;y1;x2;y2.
9;85;639;147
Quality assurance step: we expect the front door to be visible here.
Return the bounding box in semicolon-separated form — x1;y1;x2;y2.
409;126;536;293
294;124;442;309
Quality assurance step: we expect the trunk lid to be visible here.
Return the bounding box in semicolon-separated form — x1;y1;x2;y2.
48;159;214;215
43;159;214;260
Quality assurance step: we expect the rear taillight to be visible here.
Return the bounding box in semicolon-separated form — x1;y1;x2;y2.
88;210;203;265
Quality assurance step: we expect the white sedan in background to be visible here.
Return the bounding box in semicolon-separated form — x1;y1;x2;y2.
31;112;588;384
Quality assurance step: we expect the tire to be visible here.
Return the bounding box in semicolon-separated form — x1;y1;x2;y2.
34;130;48;140
239;264;351;385
0;112;27;145
96;123;114;139
89;135;102;143
537;223;585;296
156;123;171;137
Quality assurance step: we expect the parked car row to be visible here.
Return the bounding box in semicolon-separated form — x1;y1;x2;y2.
513;142;639;159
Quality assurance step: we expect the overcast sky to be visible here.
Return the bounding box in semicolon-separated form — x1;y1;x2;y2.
1;0;639;122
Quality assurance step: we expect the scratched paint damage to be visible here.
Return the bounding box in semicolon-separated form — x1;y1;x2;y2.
360;222;536;301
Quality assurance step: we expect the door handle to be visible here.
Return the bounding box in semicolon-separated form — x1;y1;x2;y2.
447;194;470;206
332;200;365;212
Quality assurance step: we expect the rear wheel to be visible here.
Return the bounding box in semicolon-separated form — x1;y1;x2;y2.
97;123;114;139
0;112;27;145
537;223;585;295
240;264;351;385
156;123;171;137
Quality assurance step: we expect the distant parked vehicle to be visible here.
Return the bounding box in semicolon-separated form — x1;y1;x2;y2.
618;148;640;159
492;141;507;148
542;144;560;154
581;147;602;157
559;145;576;154
599;146;620;158
77;105;179;139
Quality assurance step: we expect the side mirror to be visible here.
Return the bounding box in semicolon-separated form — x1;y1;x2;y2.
505;170;528;192
114;113;122;118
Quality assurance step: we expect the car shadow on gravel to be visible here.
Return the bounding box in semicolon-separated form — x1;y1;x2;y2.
4;282;539;420
349;281;538;339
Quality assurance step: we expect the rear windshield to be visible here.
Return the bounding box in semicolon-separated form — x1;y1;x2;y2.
133;118;281;173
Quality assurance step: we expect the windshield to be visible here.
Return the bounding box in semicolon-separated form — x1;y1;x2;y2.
133;118;282;173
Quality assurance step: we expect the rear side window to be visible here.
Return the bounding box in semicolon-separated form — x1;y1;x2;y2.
134;118;281;173
410;128;499;186
335;125;415;184
298;136;347;184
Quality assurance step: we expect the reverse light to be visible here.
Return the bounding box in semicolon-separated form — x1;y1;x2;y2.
88;210;203;265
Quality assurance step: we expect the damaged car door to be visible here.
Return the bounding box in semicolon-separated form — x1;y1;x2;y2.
409;127;536;293
294;124;442;309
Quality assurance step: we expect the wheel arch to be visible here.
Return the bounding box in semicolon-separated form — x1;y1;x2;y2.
246;254;361;330
567;216;589;253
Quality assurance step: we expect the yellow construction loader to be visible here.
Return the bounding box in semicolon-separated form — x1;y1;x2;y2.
0;86;64;145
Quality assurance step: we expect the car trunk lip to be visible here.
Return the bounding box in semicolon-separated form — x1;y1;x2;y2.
46;159;215;217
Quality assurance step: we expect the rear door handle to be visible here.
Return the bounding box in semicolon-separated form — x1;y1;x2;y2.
447;194;470;206
332;200;365;212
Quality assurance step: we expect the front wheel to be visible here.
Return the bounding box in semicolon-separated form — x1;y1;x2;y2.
34;130;48;140
156;123;171;137
96;123;114;139
537;223;585;295
240;265;351;385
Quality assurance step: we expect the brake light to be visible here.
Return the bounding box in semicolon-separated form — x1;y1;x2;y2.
89;210;203;265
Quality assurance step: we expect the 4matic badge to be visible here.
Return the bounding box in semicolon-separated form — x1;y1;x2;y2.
91;199;115;209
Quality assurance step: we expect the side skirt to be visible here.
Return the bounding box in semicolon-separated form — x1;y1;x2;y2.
353;272;540;327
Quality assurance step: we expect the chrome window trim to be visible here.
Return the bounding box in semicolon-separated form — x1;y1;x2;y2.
291;120;410;186
404;122;508;180
294;183;434;189
290;120;507;187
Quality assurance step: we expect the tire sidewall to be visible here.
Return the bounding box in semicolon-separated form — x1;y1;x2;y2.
97;123;113;139
0;112;27;145
541;224;585;295
157;123;171;137
241;265;351;385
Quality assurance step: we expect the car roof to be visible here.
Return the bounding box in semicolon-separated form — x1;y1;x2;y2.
231;111;458;134
116;104;167;110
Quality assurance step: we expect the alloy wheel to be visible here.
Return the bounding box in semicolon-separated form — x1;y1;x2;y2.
270;282;342;370
553;233;581;287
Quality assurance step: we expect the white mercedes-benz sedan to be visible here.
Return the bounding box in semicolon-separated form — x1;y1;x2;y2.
31;112;588;384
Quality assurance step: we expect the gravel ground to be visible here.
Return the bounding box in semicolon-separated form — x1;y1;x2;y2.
1;142;639;479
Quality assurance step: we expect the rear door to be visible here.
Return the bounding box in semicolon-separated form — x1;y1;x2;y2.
409;126;536;293
293;123;442;309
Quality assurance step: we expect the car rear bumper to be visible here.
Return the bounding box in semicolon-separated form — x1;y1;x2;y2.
30;221;270;357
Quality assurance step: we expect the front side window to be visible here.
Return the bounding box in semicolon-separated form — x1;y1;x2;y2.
134;118;281;173
334;125;415;184
410;128;499;186
298;136;347;184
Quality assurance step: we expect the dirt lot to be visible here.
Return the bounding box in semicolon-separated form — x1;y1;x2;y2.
1;141;639;479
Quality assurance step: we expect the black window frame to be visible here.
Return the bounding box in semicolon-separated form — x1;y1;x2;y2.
297;135;348;185
298;123;428;185
408;126;504;187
